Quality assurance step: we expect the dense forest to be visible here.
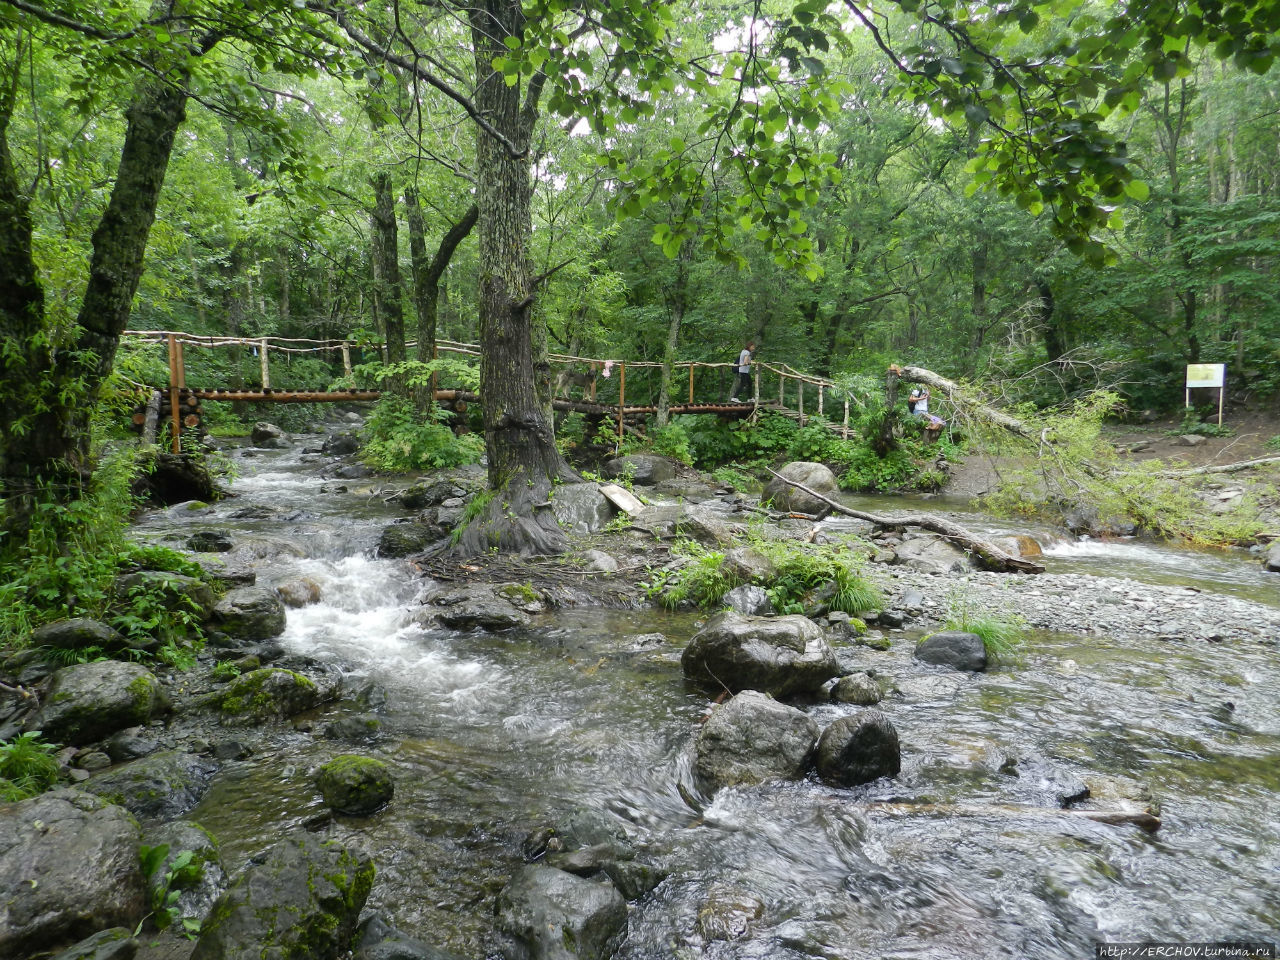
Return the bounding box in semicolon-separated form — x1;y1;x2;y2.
2;0;1279;550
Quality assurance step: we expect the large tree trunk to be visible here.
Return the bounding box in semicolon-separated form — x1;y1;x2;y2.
452;0;577;556
371;172;406;366
405;190;477;411
1;64;188;542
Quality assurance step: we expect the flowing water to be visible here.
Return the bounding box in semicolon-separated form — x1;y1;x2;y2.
136;437;1280;958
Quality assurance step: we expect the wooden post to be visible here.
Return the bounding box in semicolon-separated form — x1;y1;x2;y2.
799;381;805;426
259;338;270;389
1218;385;1225;426
688;364;694;405
842;399;850;439
166;334;181;453
818;383;824;418
753;367;759;405
341;341;352;376
779;372;785;408
617;362;626;446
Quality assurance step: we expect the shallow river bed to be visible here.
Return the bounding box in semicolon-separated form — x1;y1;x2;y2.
136;439;1280;958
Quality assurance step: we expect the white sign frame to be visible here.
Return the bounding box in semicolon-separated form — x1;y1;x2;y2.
1184;363;1226;425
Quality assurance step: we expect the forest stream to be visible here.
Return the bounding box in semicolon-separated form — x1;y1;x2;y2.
130;429;1280;959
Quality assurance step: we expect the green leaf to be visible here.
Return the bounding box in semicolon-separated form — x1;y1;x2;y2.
1124;179;1150;201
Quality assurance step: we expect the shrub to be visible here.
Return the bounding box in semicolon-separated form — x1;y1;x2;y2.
0;732;63;801
754;540;881;615
361;395;483;472
649;421;694;465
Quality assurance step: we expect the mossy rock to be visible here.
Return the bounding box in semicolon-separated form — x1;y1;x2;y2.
212;668;319;721
315;755;393;816
26;661;169;746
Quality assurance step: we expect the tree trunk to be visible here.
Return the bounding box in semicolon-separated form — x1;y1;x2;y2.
2;65;188;541
406;188;478;412
371;172;406;366
875;365;901;455
452;0;577;556
655;252;690;428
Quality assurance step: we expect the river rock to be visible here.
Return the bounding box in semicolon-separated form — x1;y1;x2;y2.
210;586;287;641
276;577;322;608
814;710;902;787
114;571;216;619
325;713;382;743
1264;542;1280;572
494;865;627;960
0;789;146;957
30;618;130;656
682;611;840;697
315;755;394;815
552;483;616;535
322;432;361;456
396;480;471;512
1173;433;1206;446
191;832;374;960
722;546;777;584
250;421;286;446
676;508;738;548
652;478;716;502
693;690;819;790
914;631;988;672
187;530;233;553
84;750;218;821
143;820;227;931
893;535;971;574
762;462;837;514
378;520;445;559
696;885;764;942
723;584;772;616
432;585;530;631
26;661;168;746
47;927;137;960
355;913;465;960
992;534;1043;558
211;667;321;721
602;454;676;486
831;672;882;705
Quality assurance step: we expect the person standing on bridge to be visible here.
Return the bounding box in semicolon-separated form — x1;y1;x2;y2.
730;341;755;403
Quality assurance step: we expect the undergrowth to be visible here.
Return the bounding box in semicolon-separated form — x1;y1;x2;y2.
0;732;63;802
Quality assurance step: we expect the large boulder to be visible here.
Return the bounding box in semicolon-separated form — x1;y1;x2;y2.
692;690;819;790
30;619;133;657
721;547;777;585
762;462;838;514
191;832;374;960
914;631;988;672
551;483;616;535
892;536;971;575
814;710;902;787
47;928;138;960
682;611;840;697
602;454;676;486
0;789;146;957
831;673;883;706
315;755;394;815
210;586;287;641
494;865;627;960
722;585;772;617
26;661;168;746
1264;542;1280;573
322;432;361;456
84;750;219;821
250;422;287;447
430;585;531;632
377;521;444;559
211;668;322;721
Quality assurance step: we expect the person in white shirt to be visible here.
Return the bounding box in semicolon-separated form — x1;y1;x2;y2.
730;341;755;402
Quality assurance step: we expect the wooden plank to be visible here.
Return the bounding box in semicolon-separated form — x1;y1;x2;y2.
598;483;645;514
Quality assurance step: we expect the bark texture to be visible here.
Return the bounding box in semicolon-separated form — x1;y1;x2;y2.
453;0;577;556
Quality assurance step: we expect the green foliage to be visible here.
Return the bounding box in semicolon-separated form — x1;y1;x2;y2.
752;540;881;616
983;391;1270;546
0;733;63;802
650;541;738;609
211;660;242;681
1171;409;1234;438
1267;435;1280;452
361;396;483;472
139;843;204;936
710;466;760;493
942;588;1027;666
685;413;797;468
784;423;858;466
450;489;496;546
840;447;921;492
648;421;693;465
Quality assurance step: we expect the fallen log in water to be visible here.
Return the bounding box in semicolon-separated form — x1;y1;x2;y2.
764;468;1044;574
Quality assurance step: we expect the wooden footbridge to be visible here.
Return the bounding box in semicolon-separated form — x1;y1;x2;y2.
123;330;861;452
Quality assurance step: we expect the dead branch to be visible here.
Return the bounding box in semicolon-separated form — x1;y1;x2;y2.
765;468;1045;574
1137;455;1280;479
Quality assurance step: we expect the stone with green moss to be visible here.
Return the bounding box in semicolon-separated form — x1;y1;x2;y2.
189;832;374;960
213;668;319;721
315;755;393;815
26;661;169;746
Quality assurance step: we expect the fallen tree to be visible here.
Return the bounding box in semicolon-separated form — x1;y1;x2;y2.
764;468;1044;574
